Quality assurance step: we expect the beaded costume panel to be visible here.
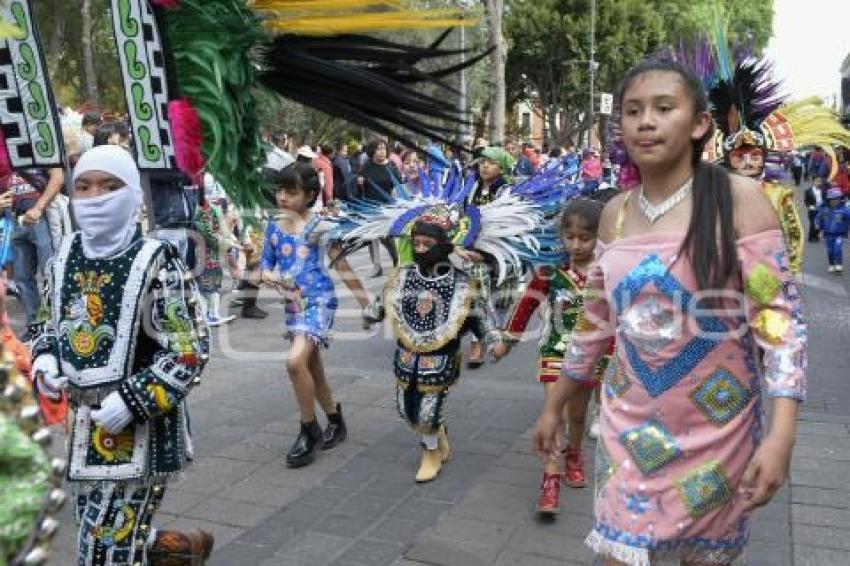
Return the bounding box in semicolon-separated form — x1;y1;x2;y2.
33;234;209;481
386;266;474;354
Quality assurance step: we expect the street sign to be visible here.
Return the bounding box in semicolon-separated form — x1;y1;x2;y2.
599;93;614;115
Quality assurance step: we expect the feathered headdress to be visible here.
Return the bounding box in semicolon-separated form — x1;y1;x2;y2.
334;163;592;284
681;13;850;175
109;0;479;207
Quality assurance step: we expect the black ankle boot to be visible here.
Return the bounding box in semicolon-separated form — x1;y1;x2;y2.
286;420;323;468
321;403;347;450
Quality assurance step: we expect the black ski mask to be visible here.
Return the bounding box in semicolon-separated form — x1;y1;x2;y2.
412;220;454;274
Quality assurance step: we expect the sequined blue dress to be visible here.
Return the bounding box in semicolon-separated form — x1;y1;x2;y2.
260;215;337;345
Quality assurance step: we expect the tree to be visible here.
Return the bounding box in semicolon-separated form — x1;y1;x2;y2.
484;0;507;143
650;0;774;53
35;0;125;111
80;0;99;108
505;0;775;146
505;0;666;145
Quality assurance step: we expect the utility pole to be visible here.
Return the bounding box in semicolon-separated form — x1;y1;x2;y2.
458;5;467;139
588;0;596;147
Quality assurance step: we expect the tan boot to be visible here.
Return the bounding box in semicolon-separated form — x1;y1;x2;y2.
467;340;484;368
437;425;451;462
149;529;215;565
415;445;442;483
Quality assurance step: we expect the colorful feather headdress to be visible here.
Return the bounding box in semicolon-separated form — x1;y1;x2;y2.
681;14;850;175
334;163;592;284
106;0;479;207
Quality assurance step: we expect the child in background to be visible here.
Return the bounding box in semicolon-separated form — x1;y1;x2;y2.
493;199;610;516
194;192;237;326
260;163;346;468
815;185;850;274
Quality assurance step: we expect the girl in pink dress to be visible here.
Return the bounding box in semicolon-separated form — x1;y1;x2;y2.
534;58;806;565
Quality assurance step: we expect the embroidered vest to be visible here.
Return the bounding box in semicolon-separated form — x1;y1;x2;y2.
52;235;162;389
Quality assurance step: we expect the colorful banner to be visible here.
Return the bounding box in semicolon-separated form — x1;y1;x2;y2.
111;0;175;170
0;1;64;169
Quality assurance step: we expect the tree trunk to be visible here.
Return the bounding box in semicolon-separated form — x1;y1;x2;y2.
474;97;491;141
48;0;64;65
81;0;99;108
547;105;559;147
485;0;506;144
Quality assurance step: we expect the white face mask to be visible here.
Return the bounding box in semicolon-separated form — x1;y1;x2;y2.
72;188;141;258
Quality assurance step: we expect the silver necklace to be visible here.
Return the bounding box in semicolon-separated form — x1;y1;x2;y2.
637;177;693;224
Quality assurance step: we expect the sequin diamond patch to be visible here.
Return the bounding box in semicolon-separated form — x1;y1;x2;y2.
745;263;782;306
620;419;680;475
676;460;733;518
690;368;751;426
613;255;728;398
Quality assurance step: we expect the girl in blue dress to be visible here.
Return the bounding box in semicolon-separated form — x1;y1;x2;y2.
260;163;346;468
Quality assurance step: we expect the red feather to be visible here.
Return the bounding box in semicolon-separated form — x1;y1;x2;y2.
0;130;12;178
168;99;205;184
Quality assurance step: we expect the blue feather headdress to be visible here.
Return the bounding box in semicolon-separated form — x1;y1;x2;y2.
332;158;592;284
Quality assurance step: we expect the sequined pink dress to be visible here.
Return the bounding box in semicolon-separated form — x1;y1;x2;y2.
561;228;806;565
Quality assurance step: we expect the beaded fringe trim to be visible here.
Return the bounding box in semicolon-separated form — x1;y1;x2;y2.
586;530;745;566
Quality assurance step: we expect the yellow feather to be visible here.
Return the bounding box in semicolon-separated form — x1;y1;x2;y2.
249;0;475;35
251;0;403;11
775;96;850;180
264;11;472;35
0;20;25;40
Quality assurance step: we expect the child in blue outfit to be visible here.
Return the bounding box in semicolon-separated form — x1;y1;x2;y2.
815;186;850;274
260;163;346;468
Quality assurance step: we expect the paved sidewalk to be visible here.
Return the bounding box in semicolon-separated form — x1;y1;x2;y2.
25;230;850;565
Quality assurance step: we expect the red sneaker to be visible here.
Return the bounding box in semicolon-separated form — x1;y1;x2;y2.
563;447;587;488
537;472;561;515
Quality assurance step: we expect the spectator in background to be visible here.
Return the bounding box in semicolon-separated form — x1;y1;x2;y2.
401;149;424;196
331;141;353;202
5;167;64;338
314;144;335;205
807;146;831;181
580;147;603;183
296;145;316;165
515;142;539;177
389;142;404;175
804;176;825;242
79;113;100;154
359;139;400;276
791;151;804;186
504;138;521;161
347;141;363;175
266;130;295;170
93;121;131;150
833;160;850;196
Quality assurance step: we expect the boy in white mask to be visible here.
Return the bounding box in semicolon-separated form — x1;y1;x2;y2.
30;146;214;565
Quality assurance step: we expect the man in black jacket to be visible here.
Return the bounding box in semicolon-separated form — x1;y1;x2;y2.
804;177;825;242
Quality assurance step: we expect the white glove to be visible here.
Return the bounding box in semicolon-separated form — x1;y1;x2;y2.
90;392;133;434
32;354;67;401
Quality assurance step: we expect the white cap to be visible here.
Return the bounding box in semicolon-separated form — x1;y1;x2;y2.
297;145;317;159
